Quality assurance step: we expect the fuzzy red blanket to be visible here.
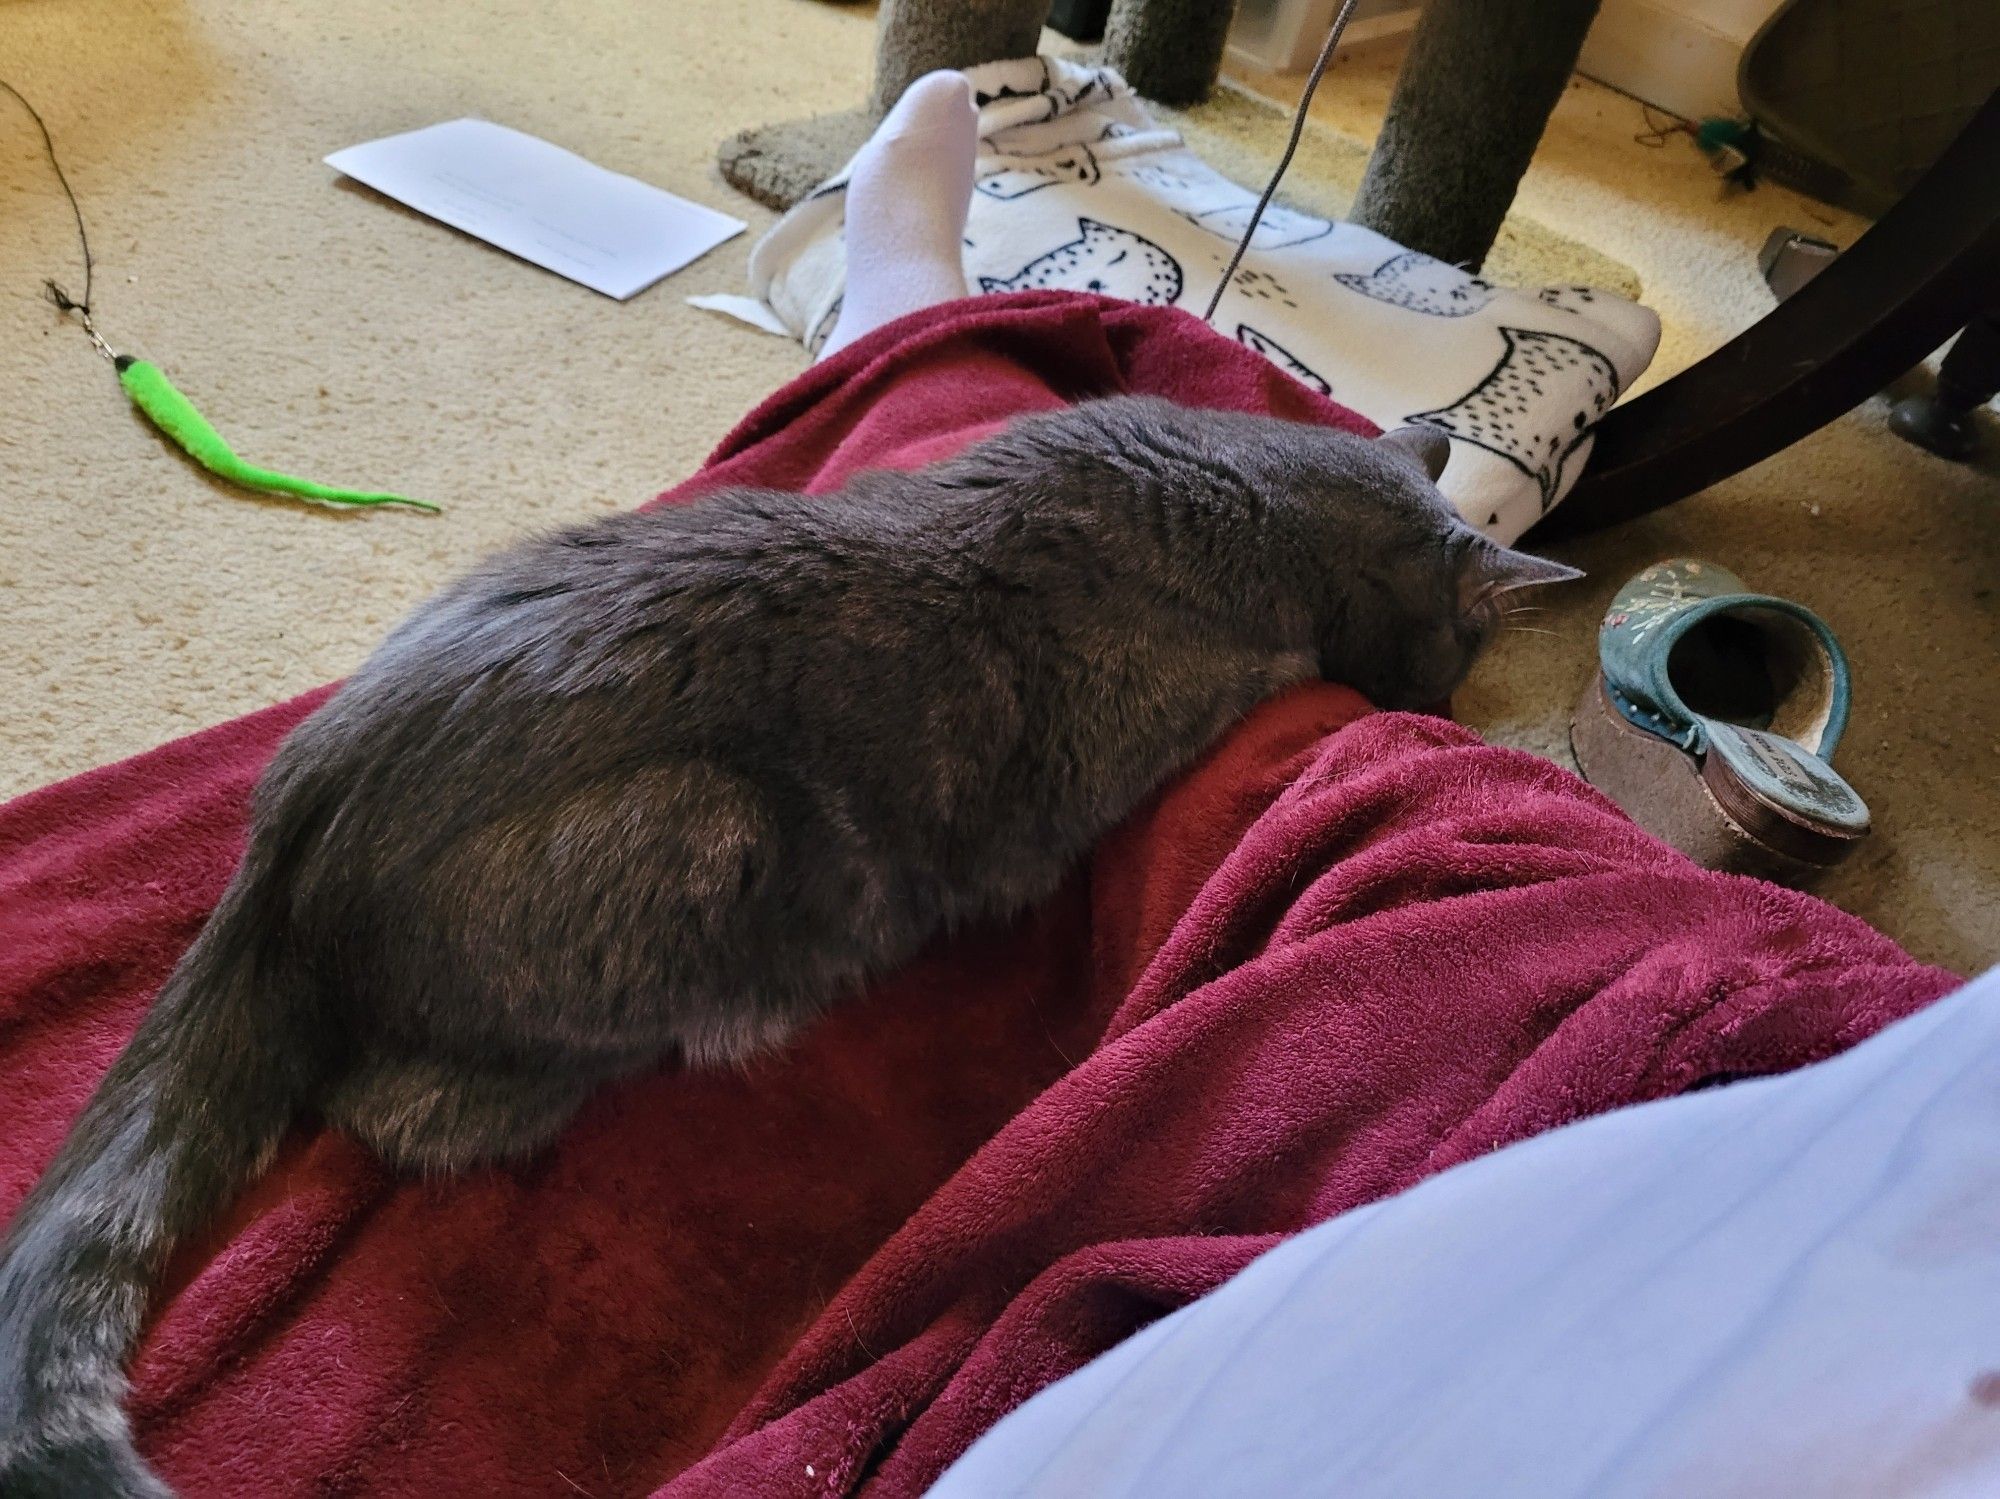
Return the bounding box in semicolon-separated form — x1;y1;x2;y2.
0;293;1956;1498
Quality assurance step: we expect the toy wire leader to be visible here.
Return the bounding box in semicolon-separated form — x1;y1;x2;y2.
3;78;438;514
1205;0;1362;322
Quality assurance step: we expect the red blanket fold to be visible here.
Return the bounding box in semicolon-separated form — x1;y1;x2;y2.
1;293;1956;1498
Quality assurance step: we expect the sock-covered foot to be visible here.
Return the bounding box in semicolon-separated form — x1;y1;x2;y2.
819;71;978;360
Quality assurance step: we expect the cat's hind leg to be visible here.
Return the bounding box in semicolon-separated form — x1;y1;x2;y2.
322;1051;621;1174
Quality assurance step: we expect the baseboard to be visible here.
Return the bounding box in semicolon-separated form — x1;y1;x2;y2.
1578;0;1750;121
1226;2;1419;76
1224;0;1749;126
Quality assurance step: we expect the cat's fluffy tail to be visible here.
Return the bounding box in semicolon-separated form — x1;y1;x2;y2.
0;867;323;1498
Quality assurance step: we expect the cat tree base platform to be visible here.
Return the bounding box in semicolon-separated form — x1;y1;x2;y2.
719;109;877;214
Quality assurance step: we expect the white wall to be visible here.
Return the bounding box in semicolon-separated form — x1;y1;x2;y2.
1655;0;1788;40
1578;0;1787;120
1229;0;1787;123
1228;0;1422;75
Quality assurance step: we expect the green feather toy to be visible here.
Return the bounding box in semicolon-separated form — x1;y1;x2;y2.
42;285;439;516
8;77;436;516
112;352;439;513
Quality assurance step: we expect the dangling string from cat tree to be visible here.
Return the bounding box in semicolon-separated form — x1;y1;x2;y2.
2;78;438;513
1205;0;1362;323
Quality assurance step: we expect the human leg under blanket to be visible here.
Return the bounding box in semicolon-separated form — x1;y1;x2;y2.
0;291;1958;1499
932;960;2000;1499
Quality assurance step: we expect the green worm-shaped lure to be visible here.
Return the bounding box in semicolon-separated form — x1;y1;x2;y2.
7;77;434;516
113;356;440;513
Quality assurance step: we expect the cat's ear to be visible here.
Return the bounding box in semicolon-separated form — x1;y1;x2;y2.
1458;541;1584;614
1377;425;1451;482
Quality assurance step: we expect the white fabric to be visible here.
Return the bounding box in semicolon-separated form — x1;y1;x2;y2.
930;965;2000;1499
685;292;791;335
739;57;1662;543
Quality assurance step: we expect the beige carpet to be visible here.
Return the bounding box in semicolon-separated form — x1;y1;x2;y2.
2;1;1993;971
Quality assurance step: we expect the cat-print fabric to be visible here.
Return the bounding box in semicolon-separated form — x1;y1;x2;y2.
977;218;1184;305
736;56;1661;541
1410;328;1624;508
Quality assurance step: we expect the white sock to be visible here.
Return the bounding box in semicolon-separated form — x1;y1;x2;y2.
818;71;978;360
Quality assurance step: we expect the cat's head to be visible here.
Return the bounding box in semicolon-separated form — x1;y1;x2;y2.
1302;425;1581;708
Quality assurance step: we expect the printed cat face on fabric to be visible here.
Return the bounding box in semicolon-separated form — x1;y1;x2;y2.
978;145;1101;201
1179;200;1333;251
1123;162;1206;199
1226;267;1298;308
1237;326;1331;397
1536;285;1602;316
978;219;1183;306
1335;251;1497;319
1410;327;1621;509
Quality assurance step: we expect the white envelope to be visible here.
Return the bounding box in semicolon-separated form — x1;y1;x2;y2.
327;118;746;300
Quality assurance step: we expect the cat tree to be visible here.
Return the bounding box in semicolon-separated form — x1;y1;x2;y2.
717;0;1605;270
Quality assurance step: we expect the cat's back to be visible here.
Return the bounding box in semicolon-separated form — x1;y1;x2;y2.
356;483;943;695
394;400;1239;699
281;478;1006;826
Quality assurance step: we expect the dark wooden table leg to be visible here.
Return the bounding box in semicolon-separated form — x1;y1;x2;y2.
1540;89;2000;540
1888;308;2000;460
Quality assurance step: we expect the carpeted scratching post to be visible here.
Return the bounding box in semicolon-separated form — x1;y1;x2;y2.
870;0;1049;112
719;0;1050;211
717;110;877;214
1100;0;1238;108
1349;0;1602;270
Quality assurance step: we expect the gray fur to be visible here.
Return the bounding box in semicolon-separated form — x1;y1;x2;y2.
0;396;1573;1496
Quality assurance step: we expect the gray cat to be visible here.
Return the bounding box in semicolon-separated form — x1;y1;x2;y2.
0;396;1575;1497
